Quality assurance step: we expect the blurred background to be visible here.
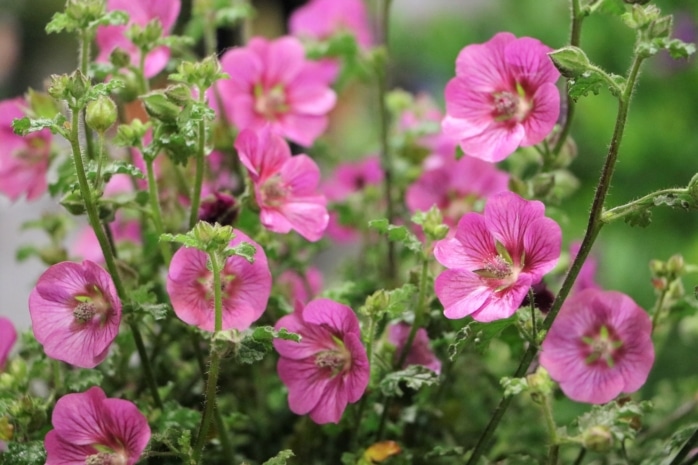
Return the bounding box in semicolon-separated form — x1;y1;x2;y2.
1;0;696;372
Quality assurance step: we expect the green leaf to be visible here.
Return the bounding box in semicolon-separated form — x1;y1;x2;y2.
45;12;74;34
64;368;104;392
3;441;46;465
16;245;40;262
447;316;516;360
500;376;529;397
424;445;465;459
262;450;295;465
215;5;255;26
576;400;652;443
379;365;440;397
568;70;624;101
368;218;422;253
226;241;256;263
590;0;627;16
359;284;418;319
11;115;67;137
623;208;652;227
234;326;301;365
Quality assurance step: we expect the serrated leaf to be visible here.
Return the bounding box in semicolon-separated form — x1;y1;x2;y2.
226;241;256;263
623;208;652;227
379;365;440;397
64;369;104;392
262;450;295;465
235;327;300;364
45;12;73;34
424;445;465;459
12;114;67;137
16;245;40;262
500;376;529;397
448;316;515;361
591;0;627;16
568;69;624;101
359;283;418;319
368;218;422;253
3;440;47;465
576;400;652;443
215;5;255;26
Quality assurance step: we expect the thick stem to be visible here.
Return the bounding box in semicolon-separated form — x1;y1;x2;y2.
189;89;207;229
376;0;396;283
465;52;646;465
193;252;226;462
68;108;163;410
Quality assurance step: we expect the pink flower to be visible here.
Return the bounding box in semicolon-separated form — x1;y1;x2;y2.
96;0;181;78
540;289;655;404
0;97;51;201
29;261;121;368
570;241;601;294
323;156;383;203
235;127;329;242
214;36;337;146
434;191;561;322
278;267;323;305
45;386;150;465
0;317;17;371
406;154;509;227
443;32;561;162
274;299;370;424
289;0;373;49
388;323;441;374
325;211;360;244
166;229;271;331
398;93;459;157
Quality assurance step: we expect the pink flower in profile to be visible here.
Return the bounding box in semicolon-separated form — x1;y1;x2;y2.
29;261;121;368
289;0;373;49
235;127;328;242
323;156;383;203
0;97;51;201
406;154;509;227
570;241;601;294
388;323;441;374
443;32;561;162
214;36;337;146
398;94;459;157
45;386;150;465
274;298;370;424
96;0;181;78
0;317;17;371
166;229;271;331
434;191;561;322
540;289;655;404
278;267;323;305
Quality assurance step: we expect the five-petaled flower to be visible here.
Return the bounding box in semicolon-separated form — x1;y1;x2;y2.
96;0;181;78
434;191;561;322
166;229;272;331
29;261;122;368
540;289;655;404
235;127;329;242
0;97;52;202
274;298;370;424
442;32;561;162
214;36;337;146
45;386;150;465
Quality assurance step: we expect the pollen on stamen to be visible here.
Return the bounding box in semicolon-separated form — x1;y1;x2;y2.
73;301;97;323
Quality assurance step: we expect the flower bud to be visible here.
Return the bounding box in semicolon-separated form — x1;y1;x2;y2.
48;74;71;100
67;70;90;101
649;15;673;39
582;425;614;453
142;92;180;123
86;96;117;133
165;84;192;106
688;173;698;205
60;192;86;215
109;47;132;69
667;254;685;276
549;46;591;78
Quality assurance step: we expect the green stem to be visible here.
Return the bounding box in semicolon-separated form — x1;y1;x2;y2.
68;107;163;410
193;252;225;462
465;52;646;465
396;253;429;368
146;158;173;265
572;448;586;465
540;395;559;465
553;0;584;156
376;0;396;283
189;89;207;229
601;188;687;223
671;427;698;465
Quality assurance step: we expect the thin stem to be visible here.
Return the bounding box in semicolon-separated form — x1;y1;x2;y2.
601;188;687;224
193;252;226;462
573;448;586;465
189;89;207;229
68;107;163;410
650;285;670;335
396;253;429;368
553;0;584;156
539;395;559;465
146;158;173;265
669;421;698;464
465;52;646;465
376;0;396;283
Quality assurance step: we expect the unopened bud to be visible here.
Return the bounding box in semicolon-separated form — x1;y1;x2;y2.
86;96;117;133
142;92;180;123
109;47;131;68
67;70;90;101
582;425;614;453
549;46;591;79
649;15;673;39
667;254;685;276
165;84;192;106
60;191;86;215
688;173;698;204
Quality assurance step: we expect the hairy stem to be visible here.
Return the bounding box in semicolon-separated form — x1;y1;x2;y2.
146;158;173;265
189;89;208;229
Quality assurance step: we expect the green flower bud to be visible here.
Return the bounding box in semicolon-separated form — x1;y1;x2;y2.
142;92;180;123
582;425;614;453
67;70;90;101
48;74;71;100
165;84;192;106
109;47;132;68
115;119;151;147
549;46;592;79
532;173;555;198
649;259;666;276
86;96;117;133
65;0;106;26
60;191;86;215
688;173;698;204
38;245;69;266
667;254;685;276
649;15;673;39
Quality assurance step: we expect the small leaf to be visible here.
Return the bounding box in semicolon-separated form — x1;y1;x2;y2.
500;376;529;397
379;365;440;397
262;450;295;465
368;218;422;253
448;316;515;360
623;208;652;228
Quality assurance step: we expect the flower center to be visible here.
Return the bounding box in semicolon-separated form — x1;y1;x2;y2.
72;288;112;325
583;325;624;368
314;337;351;377
85;452;127;465
254;84;288;120
73;302;97;323
492;84;532;123
260;174;289;207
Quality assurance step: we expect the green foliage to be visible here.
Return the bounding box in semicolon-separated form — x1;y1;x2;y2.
1;441;47;465
379;365;440;397
568;69;624;101
368;218;423;253
46;6;127;35
11;115;68;138
500;376;529;397
589;0;627;16
233;326;301;365
448;316;516;360
359;283;418;319
261;450;295;465
169;56;229;91
126;283;171;321
576;400;653;445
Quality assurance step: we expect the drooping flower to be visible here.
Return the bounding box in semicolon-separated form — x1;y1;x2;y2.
323;155;383;203
406;154;509;228
96;0;181;78
45;386;150;465
29;261;121;368
289;0;373;49
278;267;323;305
235;127;329;242
434;191;561;322
0;97;51;201
0;317;17;371
388;323;442;374
540;289;655;404
274;298;370;424
442;32;561;162
214;36;337;146
166;229;271;331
